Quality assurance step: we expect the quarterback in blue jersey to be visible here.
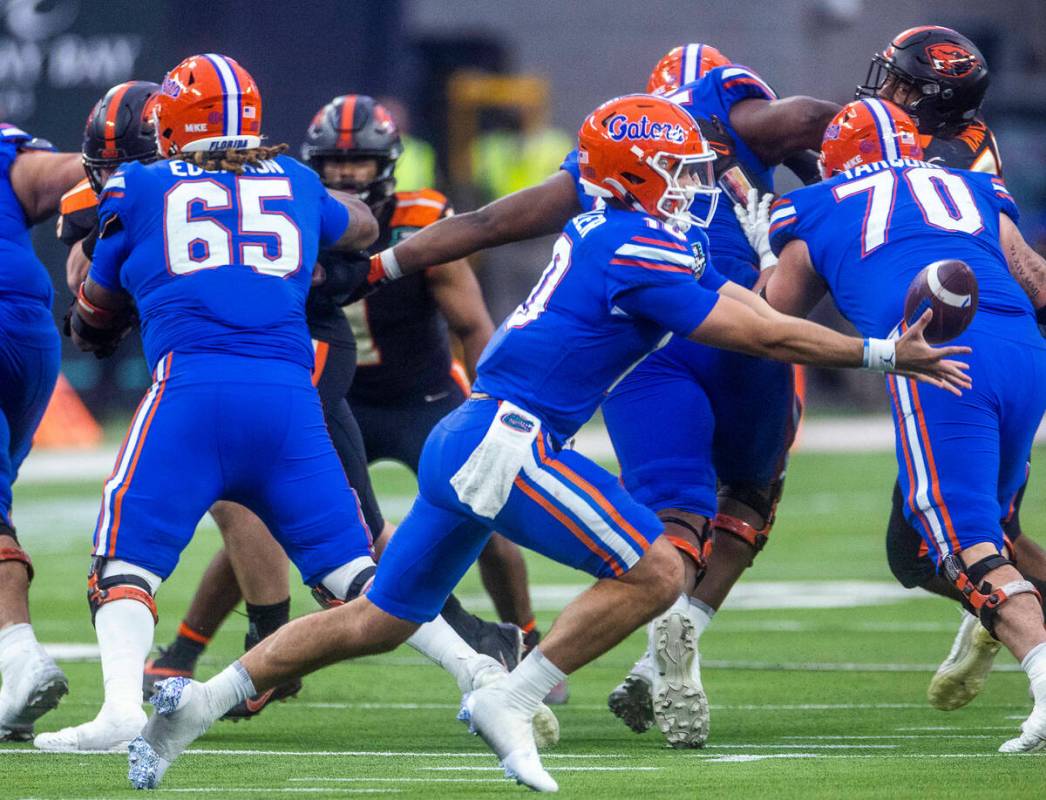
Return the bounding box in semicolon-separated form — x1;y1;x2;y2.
0;126;85;741
36;54;509;757
761;98;1046;754
131;94;969;792
363;42;840;747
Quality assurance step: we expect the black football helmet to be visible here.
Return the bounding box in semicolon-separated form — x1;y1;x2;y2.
856;26;989;136
82;81;160;194
301;94;403;213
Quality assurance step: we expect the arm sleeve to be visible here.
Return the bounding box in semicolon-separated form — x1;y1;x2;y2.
988;176;1019;225
318;190;350;246
768;196;802;256
86;174;131;292
713;65;778;104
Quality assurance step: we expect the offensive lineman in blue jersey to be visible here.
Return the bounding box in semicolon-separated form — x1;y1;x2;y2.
131;94;969;792
759;98;1046;754
39;54;517;757
0;127;87;741
362;42;840;746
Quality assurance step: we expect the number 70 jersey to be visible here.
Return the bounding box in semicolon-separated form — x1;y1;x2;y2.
768;158;1032;338
89;154;349;373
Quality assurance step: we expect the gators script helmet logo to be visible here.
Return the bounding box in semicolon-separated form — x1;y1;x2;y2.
925;43;978;78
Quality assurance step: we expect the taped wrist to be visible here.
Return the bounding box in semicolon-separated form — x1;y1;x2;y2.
862;337;896;371
942;553;1043;638
372;247;402;283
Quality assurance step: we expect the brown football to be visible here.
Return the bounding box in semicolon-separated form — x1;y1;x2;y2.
903;259;979;344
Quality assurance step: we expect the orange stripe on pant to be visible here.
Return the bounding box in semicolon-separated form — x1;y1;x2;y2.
311;340;330;387
887;375;942;556
513;474;624;576
535;436;650;550
908;380;961;553
108;355;173;557
449;360;471;397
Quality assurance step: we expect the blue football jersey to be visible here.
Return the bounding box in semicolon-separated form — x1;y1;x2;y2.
768;158;1033;339
560;65;778;287
0;124;55;307
473;205;725;443
89;155;349;372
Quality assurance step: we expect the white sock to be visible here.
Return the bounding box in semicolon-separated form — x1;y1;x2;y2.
503;648;566;714
407;615;483;693
0;623;40;681
95;600;154;717
203;661;256;717
688;597;715;640
1022;642;1046;706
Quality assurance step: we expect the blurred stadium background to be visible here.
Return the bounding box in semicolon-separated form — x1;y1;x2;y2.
3;0;1045;425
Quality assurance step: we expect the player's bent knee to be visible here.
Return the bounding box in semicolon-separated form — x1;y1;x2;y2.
87;557;161;626
942;552;1044;638
630;537;685;612
0;523;34;582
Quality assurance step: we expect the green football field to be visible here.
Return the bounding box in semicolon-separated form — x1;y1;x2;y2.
4;445;1045;798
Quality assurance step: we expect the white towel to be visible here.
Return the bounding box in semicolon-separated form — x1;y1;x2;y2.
451;401;541;519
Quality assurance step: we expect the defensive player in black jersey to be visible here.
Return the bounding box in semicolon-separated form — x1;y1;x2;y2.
58;85;524;726
858;25;1046;710
301;95;546;668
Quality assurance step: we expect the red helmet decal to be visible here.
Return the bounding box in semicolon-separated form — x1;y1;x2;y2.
925;43;978;78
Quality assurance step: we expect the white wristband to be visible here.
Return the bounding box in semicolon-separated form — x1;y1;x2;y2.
862;337;896;372
758;251;778;271
377;247;402;281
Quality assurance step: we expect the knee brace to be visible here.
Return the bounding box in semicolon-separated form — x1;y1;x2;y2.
87;557;159;626
311;556;377;609
661;516;713;579
0;521;33;582
714;480;783;553
941;553;1043;639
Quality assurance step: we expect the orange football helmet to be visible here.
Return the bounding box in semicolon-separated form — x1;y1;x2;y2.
819;98;923;178
152;53;262;156
577;94;719;230
646;43;731;95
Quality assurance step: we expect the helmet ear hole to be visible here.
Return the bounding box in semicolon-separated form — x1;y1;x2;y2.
621;171;646;185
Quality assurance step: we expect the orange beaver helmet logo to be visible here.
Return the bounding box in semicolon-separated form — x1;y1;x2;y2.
925;43;978;78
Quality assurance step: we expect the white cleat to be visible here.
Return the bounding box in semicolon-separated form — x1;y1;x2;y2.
650;610;709;748
0;647;68;742
34;706;146;752
927;612;1001;711
459;684;558;792
127;677;215;789
607;649;655;733
999;704;1046;753
470;658;560;749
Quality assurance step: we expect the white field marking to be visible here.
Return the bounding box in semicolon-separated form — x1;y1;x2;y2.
292;778;509;783
700;659;1022;673
41;643;100;661
784;734;1001;740
418;766;659;772
707;744;899;750
699;753;1046;762
895;726;960;731
704;754;821;763
162;791;401;795
0;748;629;759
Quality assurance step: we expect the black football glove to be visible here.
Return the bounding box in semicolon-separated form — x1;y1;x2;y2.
315;250;385;306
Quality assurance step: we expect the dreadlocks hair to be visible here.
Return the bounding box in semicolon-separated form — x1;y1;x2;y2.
173;143;289;173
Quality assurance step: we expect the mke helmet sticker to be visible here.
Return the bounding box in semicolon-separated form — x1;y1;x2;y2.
925;43;978;78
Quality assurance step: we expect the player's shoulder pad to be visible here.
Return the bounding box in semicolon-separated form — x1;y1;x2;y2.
603;211;702;277
391;188;450;228
60;178;98;216
714;64;778;101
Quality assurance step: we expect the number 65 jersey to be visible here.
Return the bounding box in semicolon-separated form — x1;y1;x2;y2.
768;159;1036;340
89;155;349;373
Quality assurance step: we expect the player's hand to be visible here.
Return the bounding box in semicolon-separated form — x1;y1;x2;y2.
311;262;326;287
893;309;972;396
733;188;777;270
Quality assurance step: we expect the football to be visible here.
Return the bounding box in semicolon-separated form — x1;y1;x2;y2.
903;259;979;344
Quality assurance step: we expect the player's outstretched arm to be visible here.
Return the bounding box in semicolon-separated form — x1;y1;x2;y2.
999;213;1046;315
384;171;582;278
729;96;841;166
427;258;495;377
694;278;972;395
326;189;379;251
9;151;85;224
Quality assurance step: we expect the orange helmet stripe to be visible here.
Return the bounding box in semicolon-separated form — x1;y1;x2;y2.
104;82;133;155
337;95;357;150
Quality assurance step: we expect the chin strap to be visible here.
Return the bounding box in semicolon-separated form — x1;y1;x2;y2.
942;553;1043;639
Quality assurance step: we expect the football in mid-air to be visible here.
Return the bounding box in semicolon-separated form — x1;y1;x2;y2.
903;259;979;344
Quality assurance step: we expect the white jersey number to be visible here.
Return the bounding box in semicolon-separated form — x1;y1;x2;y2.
164;177;303;277
506;234;573;329
832;166;983;256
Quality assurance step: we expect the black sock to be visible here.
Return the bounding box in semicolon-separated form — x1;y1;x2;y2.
440;593;481;640
245;598;290;650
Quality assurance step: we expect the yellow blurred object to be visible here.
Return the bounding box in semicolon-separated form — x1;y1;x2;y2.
395;133;438;192
32;373;103;449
